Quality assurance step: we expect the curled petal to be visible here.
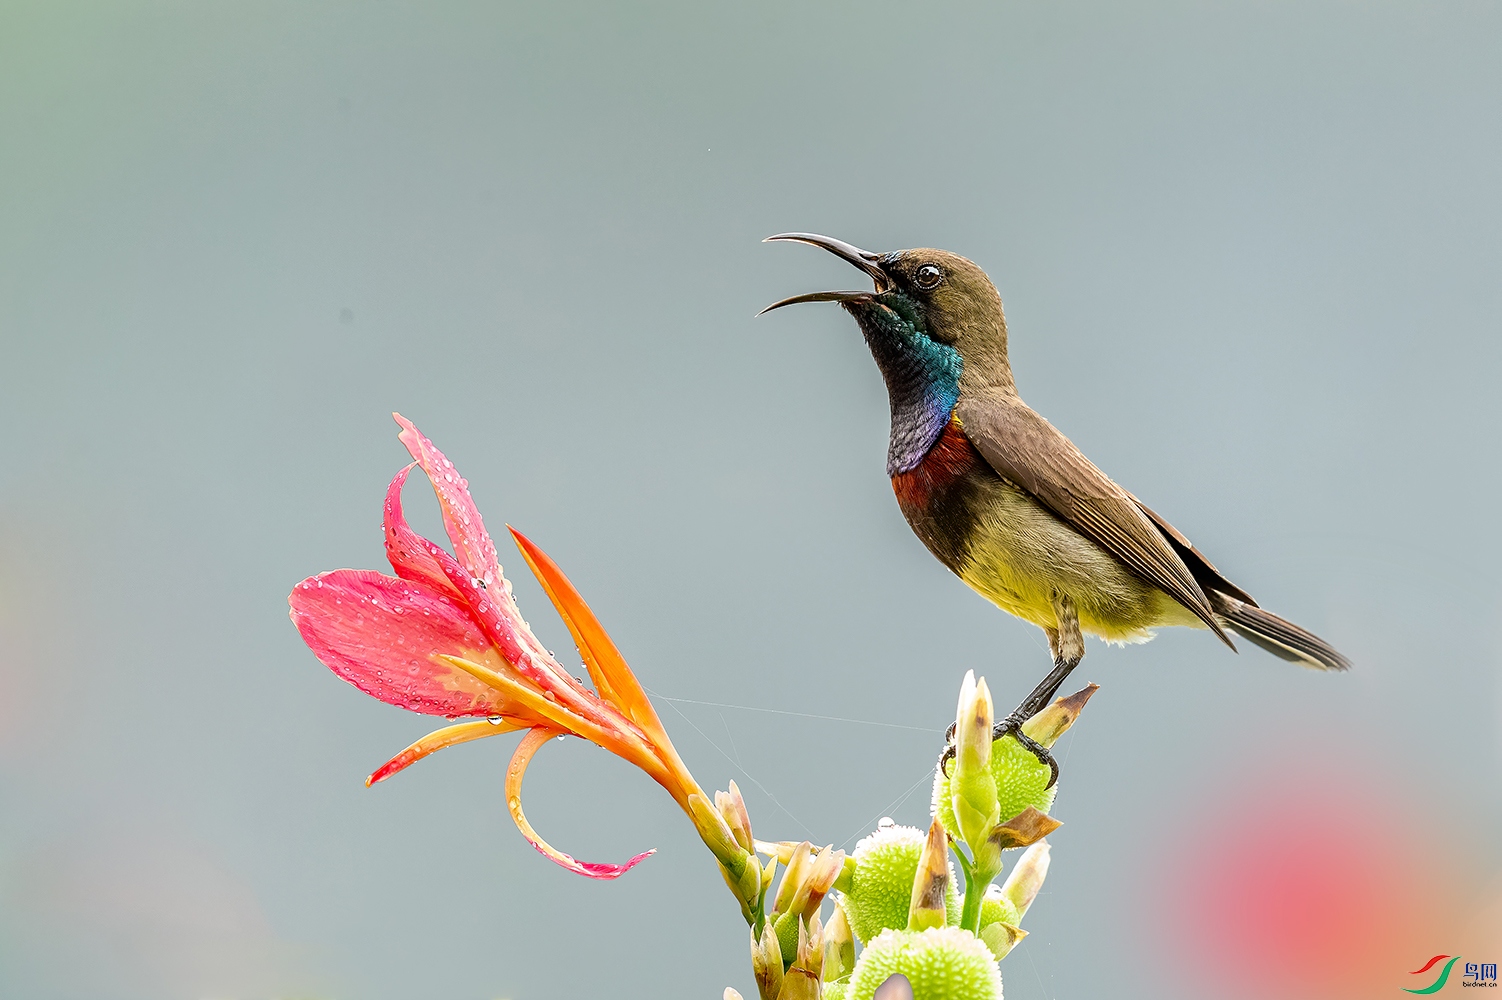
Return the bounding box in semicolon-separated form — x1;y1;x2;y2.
366;718;522;786
393;413;502;590
289;569;520;718
392;417;585;702
506;727;654;880
384;463;463;600
987;806;1062;851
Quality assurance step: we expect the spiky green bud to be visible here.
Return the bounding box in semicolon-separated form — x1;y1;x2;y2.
933;734;1055;839
932;684;1096;842
978;884;1020;930
840;823;960;944
846;927;1003;1000
977;884;1027;960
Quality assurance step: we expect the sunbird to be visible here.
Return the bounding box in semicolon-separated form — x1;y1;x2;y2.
761;234;1348;784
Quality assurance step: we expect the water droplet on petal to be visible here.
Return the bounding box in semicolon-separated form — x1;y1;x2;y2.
487;716;505;726
877;817;896;830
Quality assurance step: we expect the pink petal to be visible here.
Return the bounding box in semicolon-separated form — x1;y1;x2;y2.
506;727;655;880
397;526;560;683
383;447;550;682
387;417;604;727
384;463;463;601
289;569;521;718
392;413;502;590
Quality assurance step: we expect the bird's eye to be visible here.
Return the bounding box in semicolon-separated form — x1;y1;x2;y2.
914;263;944;290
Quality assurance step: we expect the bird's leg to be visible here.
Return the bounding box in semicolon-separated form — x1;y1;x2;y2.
941;594;1086;786
1019;595;1086;717
1003;593;1084;787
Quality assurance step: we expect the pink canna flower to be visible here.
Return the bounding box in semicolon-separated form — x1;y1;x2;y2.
289;413;710;880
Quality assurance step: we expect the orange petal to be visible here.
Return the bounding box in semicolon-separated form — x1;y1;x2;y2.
507;527;671;749
366;718;522;786
506;727;654;880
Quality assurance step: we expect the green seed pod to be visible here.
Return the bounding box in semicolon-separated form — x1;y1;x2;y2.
840;824;960;944
846;927;1003;1000
979;883;1020;931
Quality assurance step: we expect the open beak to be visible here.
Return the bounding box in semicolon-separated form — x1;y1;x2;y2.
758;233;890;315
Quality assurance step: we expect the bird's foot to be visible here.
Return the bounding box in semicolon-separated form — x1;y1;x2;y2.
937;711;1060;789
994;712;1059;790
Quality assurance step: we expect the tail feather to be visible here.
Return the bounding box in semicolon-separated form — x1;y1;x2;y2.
1211;592;1350;672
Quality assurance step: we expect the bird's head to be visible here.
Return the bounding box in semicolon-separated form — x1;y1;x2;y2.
760;234;1012;474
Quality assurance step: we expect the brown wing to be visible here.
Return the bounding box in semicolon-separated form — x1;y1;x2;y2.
1130;497;1257;606
955;391;1233;645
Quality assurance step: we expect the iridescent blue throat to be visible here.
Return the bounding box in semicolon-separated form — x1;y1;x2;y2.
847;299;963;476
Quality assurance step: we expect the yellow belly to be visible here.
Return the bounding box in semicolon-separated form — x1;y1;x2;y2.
954;476;1203;643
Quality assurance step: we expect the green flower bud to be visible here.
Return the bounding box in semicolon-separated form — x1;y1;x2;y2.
690;791;752;877
846;928;1003;1000
772;842;814;918
823;899;856;984
1000;842;1050;920
752;920;783;1000
776;916;824;1000
840;823;960;944
907;819;950;933
774;909;801;968
716;780;754;854
824;985;848;1000
720;852;763;925
950;672;1001;853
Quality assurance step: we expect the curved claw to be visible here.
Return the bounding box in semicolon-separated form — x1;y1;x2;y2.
938;742;956;779
1005;723;1060;790
506;727;655;880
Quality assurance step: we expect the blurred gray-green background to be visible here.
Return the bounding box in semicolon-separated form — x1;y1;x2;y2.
2;3;1499;998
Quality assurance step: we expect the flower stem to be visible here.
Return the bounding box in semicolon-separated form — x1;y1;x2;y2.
960;867;984;933
950;842;985;933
